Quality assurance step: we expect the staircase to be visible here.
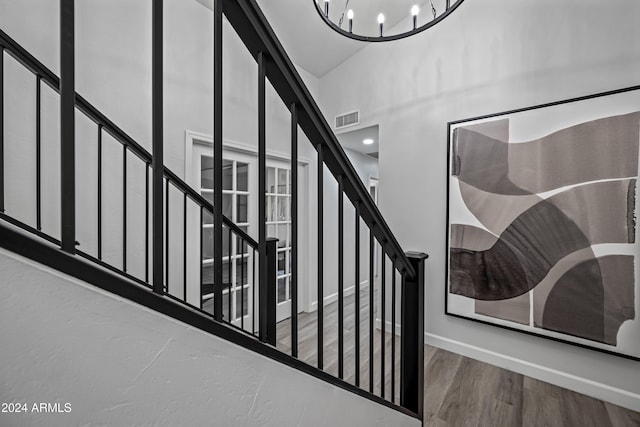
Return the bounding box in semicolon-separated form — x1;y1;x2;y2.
0;0;426;423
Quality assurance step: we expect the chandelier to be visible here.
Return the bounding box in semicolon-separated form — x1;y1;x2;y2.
314;0;465;42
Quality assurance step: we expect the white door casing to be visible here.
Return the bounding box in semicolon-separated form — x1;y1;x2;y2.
185;131;309;324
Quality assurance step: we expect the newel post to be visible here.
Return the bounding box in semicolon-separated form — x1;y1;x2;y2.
400;251;428;417
259;237;278;345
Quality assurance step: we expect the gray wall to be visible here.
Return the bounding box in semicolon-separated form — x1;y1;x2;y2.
0;249;420;427
316;0;640;411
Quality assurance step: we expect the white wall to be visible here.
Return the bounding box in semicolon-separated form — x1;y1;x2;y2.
0;249;419;427
344;148;378;185
345;148;379;285
317;0;640;411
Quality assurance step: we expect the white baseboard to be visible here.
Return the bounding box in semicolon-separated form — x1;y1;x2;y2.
374;318;401;336
310;280;369;311
424;332;640;412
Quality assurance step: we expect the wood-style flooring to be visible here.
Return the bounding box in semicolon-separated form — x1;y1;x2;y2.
420;346;640;427
275;289;640;426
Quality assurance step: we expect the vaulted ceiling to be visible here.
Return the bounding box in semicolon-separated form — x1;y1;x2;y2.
257;0;437;77
257;0;367;77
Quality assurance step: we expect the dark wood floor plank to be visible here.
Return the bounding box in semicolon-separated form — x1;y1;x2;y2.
424;349;463;418
522;388;563;427
524;376;563;400
424;413;450;427
275;292;639;426
478;398;519;427
605;401;640;427
437;357;491;426
559;387;613;427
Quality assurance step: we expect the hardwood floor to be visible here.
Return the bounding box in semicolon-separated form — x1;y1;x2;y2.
275;290;640;426
422;348;640;427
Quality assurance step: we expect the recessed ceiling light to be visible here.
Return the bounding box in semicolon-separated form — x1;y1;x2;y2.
363;138;374;145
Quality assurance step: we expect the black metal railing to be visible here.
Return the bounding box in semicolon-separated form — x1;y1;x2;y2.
0;26;270;337
221;0;426;415
0;0;426;419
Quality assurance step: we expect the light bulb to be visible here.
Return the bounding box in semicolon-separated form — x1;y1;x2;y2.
363;139;374;145
347;9;354;20
377;13;385;24
411;5;420;16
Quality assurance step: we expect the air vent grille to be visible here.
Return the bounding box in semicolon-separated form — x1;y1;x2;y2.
335;111;359;129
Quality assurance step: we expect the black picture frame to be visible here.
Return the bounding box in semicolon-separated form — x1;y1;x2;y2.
445;84;640;362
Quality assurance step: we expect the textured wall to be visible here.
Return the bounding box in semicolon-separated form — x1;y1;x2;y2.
0;249;419;427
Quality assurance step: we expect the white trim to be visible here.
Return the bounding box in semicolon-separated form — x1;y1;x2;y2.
185;130;311;166
375;319;401;336
310;280;369;311
186;129;311;322
424;332;640;412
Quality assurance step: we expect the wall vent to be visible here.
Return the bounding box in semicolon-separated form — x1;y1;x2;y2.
335;111;359;129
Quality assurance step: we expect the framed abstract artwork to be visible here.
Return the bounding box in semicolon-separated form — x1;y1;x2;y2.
446;85;640;360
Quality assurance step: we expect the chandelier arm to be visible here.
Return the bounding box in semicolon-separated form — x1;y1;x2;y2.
313;0;466;42
337;0;351;28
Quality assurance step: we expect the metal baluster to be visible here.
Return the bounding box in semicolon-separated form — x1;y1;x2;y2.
354;201;360;387
258;51;267;333
252;246;256;335
228;226;232;323
290;102;298;358
317;143;324;370
60;0;76;254
145;162;149;283
213;0;224;320
98;125;103;260
241;237;245;331
369;227;374;392
199;206;203;309
338;174;344;379
391;260;397;403
0;46;4;213
183;192;187;302
152;0;164;294
381;249;386;398
123;145;127;272
36;76;41;230
165;178;169;292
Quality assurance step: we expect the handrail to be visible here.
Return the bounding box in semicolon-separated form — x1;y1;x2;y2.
222;0;415;278
0;28;257;249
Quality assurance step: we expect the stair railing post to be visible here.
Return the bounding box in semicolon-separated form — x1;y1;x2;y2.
400;251;428;417
151;0;164;294
259;237;278;345
60;0;76;254
213;0;224;319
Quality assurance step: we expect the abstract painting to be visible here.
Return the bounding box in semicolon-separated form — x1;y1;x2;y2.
446;86;640;359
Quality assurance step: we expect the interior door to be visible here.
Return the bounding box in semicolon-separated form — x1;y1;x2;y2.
190;142;257;327
188;139;304;326
266;163;294;322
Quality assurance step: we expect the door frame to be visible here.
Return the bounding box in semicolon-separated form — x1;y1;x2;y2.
185;131;311;322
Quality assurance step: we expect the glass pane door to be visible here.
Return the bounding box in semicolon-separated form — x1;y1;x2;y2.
267;165;293;321
200;154;252;325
